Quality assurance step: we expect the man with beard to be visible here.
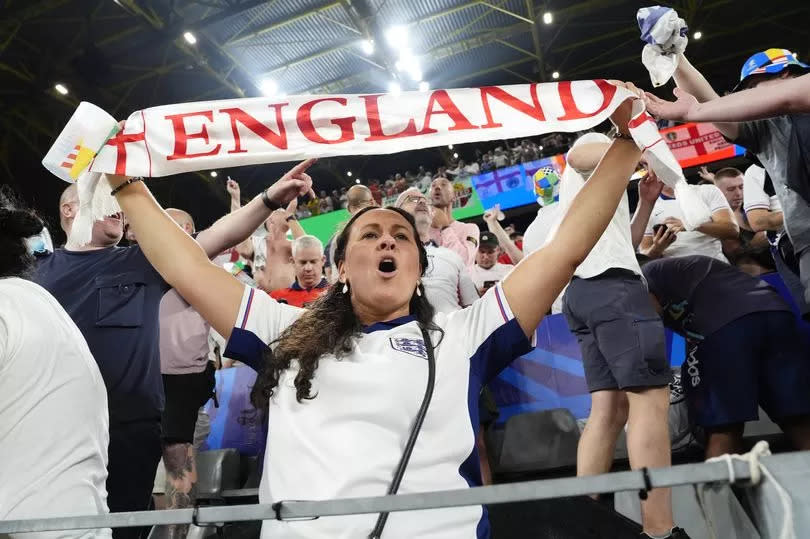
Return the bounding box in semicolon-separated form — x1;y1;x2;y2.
428;177;480;270
395;187;479;314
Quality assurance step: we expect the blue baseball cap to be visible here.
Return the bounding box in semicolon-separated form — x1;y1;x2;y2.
734;48;809;91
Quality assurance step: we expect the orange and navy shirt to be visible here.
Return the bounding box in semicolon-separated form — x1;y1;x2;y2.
269;278;329;308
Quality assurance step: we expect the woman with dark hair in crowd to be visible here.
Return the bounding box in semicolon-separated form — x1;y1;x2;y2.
110;85;641;539
0;189;111;537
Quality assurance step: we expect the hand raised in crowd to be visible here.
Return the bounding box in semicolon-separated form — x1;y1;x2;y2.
638;174;664;204
646;225;678;258
284;197;298;219
607;80;643;135
264;158;318;206
697;166;715;183
643;87;699;122
226;177;241;201
482;203;503;230
663;217;685;232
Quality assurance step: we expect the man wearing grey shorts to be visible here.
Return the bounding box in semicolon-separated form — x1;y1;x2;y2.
550;133;688;539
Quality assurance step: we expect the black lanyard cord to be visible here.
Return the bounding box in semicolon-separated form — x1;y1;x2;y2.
368;326;437;539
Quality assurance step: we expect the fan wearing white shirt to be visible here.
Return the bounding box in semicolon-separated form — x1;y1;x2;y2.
712;167;774;274
109;87;648;539
744;164;810;316
395;188;479;314
553;133;685;539
471;232;514;294
639;177;738;262
0;194;111;538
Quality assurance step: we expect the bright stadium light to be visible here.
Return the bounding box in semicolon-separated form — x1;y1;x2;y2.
355;179;361;184
418;81;430;92
386;25;408;45
260;78;279;97
453;152;459;159
54;83;68;95
361;39;374;55
543;12;553;24
210;171;218;178
347;171;353;177
693;31;702;40
183;31;197;45
388;81;402;96
552;71;560;79
448;144;453;150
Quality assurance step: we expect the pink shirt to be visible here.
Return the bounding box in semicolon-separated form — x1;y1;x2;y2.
158;289;210;375
428;221;480;270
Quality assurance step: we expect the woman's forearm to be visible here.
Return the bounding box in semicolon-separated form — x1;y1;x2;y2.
112;177;244;338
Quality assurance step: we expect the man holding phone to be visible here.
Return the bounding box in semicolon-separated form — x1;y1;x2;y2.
639;166;738;262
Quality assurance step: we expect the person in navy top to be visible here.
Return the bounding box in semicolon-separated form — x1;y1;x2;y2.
107;87;647;539
33;160;317;538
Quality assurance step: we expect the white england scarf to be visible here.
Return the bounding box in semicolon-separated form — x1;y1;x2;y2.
42;80;709;245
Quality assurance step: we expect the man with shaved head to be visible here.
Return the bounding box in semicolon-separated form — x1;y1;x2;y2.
325;184;377;281
33;162;315;538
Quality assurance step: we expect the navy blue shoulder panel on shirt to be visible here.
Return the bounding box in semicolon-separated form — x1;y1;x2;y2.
469;317;532;385
456;317;531;539
223;327;268;373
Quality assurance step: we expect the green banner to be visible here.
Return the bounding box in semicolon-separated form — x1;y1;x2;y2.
297;180;484;245
298;209;350;245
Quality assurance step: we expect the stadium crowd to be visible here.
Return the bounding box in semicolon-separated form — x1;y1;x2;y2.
2;31;810;539
292;134;572;217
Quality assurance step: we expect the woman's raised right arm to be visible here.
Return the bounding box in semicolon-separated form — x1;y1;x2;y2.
112;179;244;339
109;167;314;340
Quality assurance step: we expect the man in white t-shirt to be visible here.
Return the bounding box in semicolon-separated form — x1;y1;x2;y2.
395;188;479;314
744;164;783;230
470;232;514;294
554;132;683;538
640;177;738;262
712;167;773;274
744;164;810;315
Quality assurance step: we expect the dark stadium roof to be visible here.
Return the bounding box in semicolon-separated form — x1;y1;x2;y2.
2;0;809;232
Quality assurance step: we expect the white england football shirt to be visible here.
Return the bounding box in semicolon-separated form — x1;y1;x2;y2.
424;244;480;313
743;164;782;215
470;263;514;291
224;284;530;539
644;185;733;262
0;278;111;538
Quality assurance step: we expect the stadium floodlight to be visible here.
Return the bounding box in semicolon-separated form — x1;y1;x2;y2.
543;12;553;24
183;32;197;45
418;81;430;92
54;83;68;95
361;40;374;55
552;71;560;79
386;26;408;45
260;78;279;97
693;31;702;40
210;171;218;178
347;171;353;177
388;81;402;96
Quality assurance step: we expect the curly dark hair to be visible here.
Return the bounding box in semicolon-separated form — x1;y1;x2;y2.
0;187;45;279
251;206;443;407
